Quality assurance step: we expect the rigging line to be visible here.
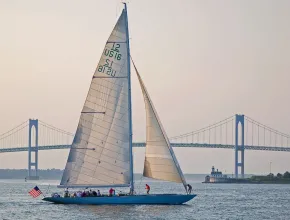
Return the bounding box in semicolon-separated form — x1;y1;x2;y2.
0;120;28;137
137;175;144;194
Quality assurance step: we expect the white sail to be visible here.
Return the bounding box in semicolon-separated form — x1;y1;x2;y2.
60;9;131;188
132;61;188;189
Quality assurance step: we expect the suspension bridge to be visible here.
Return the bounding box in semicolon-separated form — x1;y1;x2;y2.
0;114;290;179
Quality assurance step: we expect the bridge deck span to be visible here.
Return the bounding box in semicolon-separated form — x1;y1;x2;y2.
0;143;290;153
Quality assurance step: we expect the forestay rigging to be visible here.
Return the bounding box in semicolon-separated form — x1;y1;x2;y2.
59;9;131;188
132;61;188;191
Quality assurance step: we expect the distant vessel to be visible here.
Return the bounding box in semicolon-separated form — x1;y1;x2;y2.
43;3;195;205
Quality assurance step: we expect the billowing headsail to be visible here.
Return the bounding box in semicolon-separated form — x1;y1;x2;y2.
60;9;132;188
132;61;188;191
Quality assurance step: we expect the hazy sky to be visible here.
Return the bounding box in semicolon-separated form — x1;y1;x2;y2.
0;0;290;174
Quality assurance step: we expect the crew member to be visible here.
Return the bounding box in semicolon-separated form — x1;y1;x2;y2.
109;188;114;196
145;184;150;194
64;188;69;197
187;184;192;194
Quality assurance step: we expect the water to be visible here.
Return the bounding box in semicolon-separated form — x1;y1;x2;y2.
0;176;290;220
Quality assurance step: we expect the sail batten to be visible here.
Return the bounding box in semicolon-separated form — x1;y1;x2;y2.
132;61;187;190
60;9;131;188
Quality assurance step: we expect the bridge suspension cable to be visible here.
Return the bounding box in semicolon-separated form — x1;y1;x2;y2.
0;120;28;138
0;119;74;150
170;115;236;146
169;114;290;150
38;120;74;136
244;116;290;148
0;120;29;149
38;120;74;147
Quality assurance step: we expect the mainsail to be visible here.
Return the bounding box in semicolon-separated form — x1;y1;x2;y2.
60;8;132;188
132;61;188;191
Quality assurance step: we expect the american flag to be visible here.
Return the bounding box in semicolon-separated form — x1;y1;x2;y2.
29;186;42;198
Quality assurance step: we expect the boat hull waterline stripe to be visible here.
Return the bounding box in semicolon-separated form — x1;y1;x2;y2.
43;194;196;205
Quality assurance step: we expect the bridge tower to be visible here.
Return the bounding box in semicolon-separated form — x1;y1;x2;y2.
235;114;245;178
27;119;39;180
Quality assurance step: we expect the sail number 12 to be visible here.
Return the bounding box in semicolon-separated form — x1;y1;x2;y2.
97;43;123;77
97;59;116;77
103;43;122;61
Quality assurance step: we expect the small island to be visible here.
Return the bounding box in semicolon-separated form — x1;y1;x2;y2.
203;166;290;184
250;172;290;184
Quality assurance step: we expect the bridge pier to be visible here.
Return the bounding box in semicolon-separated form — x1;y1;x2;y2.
235;114;245;178
27;119;39;180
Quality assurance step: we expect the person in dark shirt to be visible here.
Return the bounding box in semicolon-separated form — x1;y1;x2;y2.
187;184;192;194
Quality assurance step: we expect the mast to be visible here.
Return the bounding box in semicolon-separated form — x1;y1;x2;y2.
124;3;134;193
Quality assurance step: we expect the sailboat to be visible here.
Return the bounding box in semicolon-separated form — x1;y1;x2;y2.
43;3;196;205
